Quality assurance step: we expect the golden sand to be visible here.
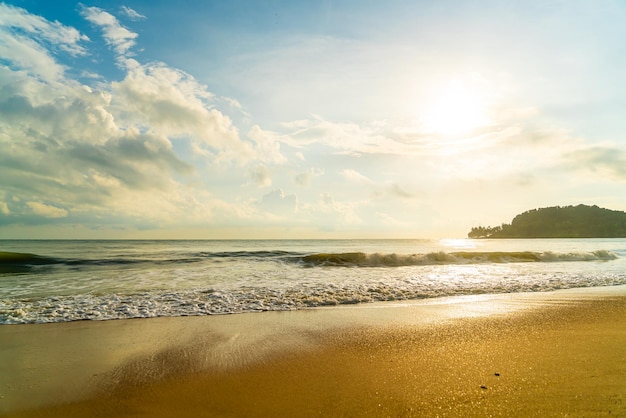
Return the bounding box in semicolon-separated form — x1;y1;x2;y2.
2;287;626;417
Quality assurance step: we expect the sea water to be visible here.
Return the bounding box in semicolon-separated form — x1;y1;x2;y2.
1;239;625;324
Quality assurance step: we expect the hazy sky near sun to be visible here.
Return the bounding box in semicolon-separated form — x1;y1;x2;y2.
1;0;626;239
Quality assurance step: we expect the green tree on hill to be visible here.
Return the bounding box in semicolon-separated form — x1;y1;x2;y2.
468;205;626;238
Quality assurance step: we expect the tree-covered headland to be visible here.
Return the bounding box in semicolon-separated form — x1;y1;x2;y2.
468;205;626;238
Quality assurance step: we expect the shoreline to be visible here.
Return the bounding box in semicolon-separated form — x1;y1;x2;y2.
2;285;626;416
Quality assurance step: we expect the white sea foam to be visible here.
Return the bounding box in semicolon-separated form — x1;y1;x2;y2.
1;239;625;324
2;269;626;324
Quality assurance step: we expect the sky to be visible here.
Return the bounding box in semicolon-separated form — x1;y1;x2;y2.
1;0;626;239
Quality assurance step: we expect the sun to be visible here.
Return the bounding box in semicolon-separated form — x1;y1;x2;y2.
422;80;491;136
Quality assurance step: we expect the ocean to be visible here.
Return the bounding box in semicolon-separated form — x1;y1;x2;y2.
1;239;625;324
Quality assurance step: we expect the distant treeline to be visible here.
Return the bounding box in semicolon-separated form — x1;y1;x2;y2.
468;205;626;238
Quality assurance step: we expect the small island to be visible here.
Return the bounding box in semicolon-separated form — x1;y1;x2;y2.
468;204;626;238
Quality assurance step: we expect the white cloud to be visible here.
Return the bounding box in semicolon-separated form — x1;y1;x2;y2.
0;5;272;233
251;164;272;188
120;6;146;21
81;5;137;57
279;116;440;157
0;201;9;215
221;96;243;110
0;3;89;55
306;193;362;226
564;146;626;180
26;202;68;218
259;189;298;218
0;3;89;81
376;212;408;227
294;173;309;186
295;168;323;186
247;125;287;164
385;183;414;199
112;62;255;164
340;169;373;184
0;33;63;82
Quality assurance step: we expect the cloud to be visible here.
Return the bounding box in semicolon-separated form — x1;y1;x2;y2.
80;5;138;58
0;5;273;233
278;115;501;158
564;146;626;180
340;169;372;184
376;212;408;227
280;116;408;155
387;183;413;199
295;168;324;186
68;132;194;188
26;202;68;218
120;6;146;21
0;202;9;215
295;173;308;186
251;164;272;188
339;170;413;201
247;125;287;164
0;76;117;146
0;3;89;55
0;3;89;81
304;193;362;227
259;189;298;218
274;96;571;168
113;62;255;164
0;65;195;195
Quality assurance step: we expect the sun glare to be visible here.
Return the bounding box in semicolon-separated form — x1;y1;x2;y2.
423;80;491;136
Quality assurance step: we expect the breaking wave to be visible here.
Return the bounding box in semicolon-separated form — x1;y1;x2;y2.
1;249;618;274
1;245;623;324
3;271;626;324
296;250;618;267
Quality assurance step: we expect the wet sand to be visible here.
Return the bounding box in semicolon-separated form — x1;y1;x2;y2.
1;286;626;417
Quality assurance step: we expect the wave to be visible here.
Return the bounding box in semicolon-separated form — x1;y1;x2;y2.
198;250;298;258
0;251;59;265
1;249;618;275
296;250;618;267
0;252;164;274
0;250;301;273
0;251;60;273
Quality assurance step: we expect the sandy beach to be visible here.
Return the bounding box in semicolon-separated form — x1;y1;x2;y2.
2;286;625;417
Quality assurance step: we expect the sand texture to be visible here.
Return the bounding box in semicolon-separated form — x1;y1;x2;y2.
1;287;625;417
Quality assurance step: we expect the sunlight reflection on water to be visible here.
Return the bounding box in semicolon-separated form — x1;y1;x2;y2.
439;238;479;249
